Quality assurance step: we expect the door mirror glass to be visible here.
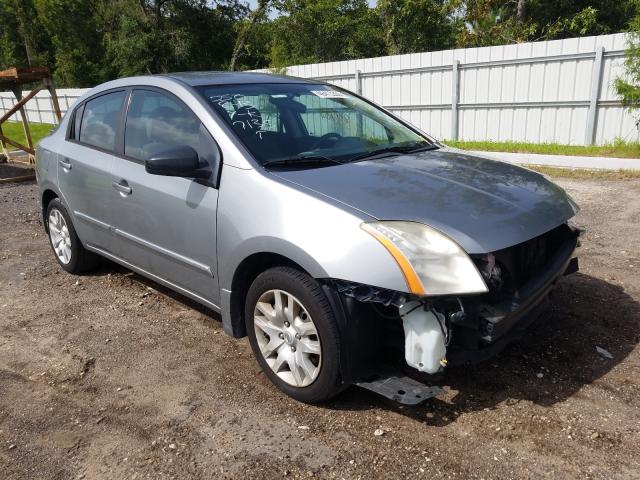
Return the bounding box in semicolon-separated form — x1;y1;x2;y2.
145;145;210;179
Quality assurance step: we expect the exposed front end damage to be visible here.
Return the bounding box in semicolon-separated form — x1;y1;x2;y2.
324;223;581;392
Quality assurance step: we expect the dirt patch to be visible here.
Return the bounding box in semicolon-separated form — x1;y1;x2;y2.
1;179;640;479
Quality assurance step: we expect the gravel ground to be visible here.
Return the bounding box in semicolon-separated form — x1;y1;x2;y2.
1;179;639;480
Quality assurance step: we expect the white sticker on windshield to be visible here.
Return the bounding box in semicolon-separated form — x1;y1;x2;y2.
311;90;348;98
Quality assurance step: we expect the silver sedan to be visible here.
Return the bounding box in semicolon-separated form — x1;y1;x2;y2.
36;72;580;403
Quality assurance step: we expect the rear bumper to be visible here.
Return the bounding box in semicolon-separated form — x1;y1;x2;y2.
447;234;579;365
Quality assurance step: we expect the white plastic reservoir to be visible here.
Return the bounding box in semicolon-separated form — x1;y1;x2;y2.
400;301;447;374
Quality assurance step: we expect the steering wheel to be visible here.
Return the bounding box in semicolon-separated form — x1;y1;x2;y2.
309;132;342;150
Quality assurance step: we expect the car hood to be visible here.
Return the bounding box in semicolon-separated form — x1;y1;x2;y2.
272;148;578;254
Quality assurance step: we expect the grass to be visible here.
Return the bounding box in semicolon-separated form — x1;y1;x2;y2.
1;121;55;149
2;121;638;159
1;120;638;179
445;139;640;159
524;164;640;180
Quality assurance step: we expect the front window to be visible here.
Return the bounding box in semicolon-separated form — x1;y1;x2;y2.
198;83;436;166
124;89;218;169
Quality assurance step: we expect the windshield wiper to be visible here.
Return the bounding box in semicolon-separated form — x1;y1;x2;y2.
262;154;343;168
345;142;439;163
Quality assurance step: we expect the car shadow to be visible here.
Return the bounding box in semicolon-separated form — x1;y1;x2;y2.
86;260;223;324
324;273;640;425
87;261;639;425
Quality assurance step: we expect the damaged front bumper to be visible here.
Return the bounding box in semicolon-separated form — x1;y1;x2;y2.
325;223;581;384
448;230;579;365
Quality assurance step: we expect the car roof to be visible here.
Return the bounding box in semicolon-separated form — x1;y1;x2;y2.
160;71;320;87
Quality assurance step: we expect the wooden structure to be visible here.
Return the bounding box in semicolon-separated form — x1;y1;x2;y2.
0;67;62;163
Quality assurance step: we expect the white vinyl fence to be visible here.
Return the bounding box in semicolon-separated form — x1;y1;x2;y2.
1;33;638;146
266;33;638;146
0;88;86;125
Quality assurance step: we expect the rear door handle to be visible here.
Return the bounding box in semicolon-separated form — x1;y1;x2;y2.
112;180;132;195
58;158;72;170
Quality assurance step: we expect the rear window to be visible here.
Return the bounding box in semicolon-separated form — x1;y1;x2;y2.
79;91;127;152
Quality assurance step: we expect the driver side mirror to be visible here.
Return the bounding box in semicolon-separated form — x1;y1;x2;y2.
145;145;210;179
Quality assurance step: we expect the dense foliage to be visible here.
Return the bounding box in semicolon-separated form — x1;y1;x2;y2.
0;0;638;87
616;10;640;115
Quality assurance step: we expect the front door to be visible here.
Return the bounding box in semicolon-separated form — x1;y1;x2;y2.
108;88;221;307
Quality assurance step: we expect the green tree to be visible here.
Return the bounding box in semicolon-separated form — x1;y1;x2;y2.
615;13;640;114
376;0;459;55
3;0;640;88
156;0;245;71
268;0;384;67
230;0;271;71
34;0;107;86
0;3;24;70
528;0;636;40
104;0;245;77
102;0;156;77
0;0;52;71
456;0;639;47
457;0;539;47
229;14;274;71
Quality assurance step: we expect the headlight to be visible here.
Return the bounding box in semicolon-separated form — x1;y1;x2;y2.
361;221;488;296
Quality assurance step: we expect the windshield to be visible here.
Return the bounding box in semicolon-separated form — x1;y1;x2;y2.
198;83;435;166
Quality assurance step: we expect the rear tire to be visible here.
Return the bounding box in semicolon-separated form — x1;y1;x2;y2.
245;266;344;403
45;198;100;274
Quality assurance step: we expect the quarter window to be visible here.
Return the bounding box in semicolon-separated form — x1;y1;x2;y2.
78;91;127;152
124;89;218;169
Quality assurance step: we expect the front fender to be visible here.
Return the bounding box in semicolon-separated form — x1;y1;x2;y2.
217;166;408;294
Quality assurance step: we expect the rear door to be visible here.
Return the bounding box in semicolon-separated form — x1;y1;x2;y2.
56;90;128;252
109;88;221;306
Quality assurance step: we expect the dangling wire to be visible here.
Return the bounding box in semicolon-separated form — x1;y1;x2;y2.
430;307;451;346
398;301;425;317
397;300;452;346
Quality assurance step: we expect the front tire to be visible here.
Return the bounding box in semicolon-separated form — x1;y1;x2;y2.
45;198;99;274
245;267;344;403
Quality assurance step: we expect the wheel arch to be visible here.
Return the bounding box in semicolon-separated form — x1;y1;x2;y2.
41;188;59;233
226;251;316;339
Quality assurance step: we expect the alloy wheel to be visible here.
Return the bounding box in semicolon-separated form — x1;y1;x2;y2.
253;289;322;387
48;208;72;264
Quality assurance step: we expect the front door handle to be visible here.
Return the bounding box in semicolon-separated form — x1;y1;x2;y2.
58;158;72;170
112;180;132;195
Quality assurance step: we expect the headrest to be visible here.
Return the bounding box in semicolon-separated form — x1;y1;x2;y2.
269;96;307;113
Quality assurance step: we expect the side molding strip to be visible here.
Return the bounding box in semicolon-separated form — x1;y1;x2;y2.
74;211;214;277
74;211;111;230
114;228;214;277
